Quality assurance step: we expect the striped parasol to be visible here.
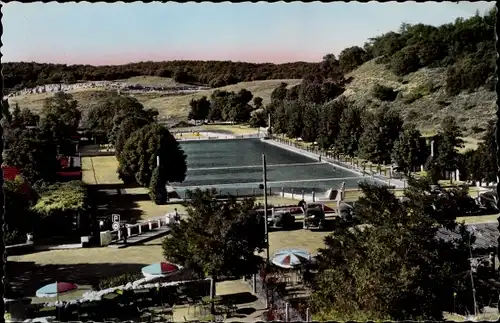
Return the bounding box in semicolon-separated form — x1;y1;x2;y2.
36;282;79;299
141;262;179;277
271;249;312;269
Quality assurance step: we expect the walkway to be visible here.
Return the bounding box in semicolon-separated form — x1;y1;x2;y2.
108;226;171;249
263;138;407;189
177;131;261;142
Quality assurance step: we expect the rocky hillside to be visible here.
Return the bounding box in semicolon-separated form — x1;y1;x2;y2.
343;58;496;138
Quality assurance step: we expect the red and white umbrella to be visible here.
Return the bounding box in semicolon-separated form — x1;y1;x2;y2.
36;282;79;299
272;249;312;269
141;262;179;278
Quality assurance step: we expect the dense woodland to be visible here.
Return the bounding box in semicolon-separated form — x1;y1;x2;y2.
5;8;496;96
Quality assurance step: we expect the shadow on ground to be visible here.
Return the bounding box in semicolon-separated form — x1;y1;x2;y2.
220;292;258;306
6;261;146;297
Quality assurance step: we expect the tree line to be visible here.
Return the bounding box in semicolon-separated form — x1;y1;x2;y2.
4;60;321;90
6;8;495;97
265;79;496;184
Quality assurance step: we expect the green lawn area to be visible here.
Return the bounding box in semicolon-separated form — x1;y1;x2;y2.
82;156;121;185
174;124;260;135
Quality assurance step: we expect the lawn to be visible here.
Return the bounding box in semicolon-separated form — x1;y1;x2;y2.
173;124;261;136
115;76;179;86
82;156;121;185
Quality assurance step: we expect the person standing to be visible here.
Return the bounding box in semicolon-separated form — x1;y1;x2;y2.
121;225;127;245
174;208;180;223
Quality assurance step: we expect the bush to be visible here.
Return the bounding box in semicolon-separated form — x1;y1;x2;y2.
403;92;423;104
98;273;143;290
389;45;421;76
372;84;398;101
5;230;26;246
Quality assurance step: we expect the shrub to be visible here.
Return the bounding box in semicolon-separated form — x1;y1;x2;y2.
403;92;423;104
471;126;485;134
98;273;143;290
372;84;398;101
389;45;421;76
5;230;26;246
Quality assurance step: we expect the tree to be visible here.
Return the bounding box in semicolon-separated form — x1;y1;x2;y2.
253;96;263;110
117;123;187;187
391;124;427;175
433;116;465;180
270;82;288;103
226;90;254;123
317;98;347;150
1;99;12;124
188;96;211;122
107;96;156;152
39;92;81;155
4;177;38;244
248;111;267;128
162;188;265;310
301;104;321;142
149;166;168;205
311;178;473;321
3;127;59;183
285;101;304;139
339;46;371;73
298;80;324;104
474;119;497;183
335;105;364;157
321;53;344;81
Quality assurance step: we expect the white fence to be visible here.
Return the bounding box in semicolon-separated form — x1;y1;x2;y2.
102;213;180;246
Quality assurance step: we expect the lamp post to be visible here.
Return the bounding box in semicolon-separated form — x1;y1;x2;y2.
262;153;270;263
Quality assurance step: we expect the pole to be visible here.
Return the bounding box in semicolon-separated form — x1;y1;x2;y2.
468;235;478;317
262;153;270;309
263;154;269;262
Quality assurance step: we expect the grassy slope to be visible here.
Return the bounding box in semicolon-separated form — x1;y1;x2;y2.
9;77;301;120
344;59;497;139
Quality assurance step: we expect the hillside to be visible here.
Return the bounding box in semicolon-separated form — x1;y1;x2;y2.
343;58;496;139
8;78;302;120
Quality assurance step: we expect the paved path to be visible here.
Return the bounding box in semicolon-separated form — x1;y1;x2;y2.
176;131;261;142
263;138;407;189
108;227;171;249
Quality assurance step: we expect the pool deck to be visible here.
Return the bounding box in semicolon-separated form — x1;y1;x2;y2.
262;138;406;189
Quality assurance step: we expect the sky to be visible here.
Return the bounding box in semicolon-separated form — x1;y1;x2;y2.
2;1;496;65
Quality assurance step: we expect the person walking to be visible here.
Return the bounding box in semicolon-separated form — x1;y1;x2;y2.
121;225;127;245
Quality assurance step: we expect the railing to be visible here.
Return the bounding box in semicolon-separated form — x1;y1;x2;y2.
179;186;322;201
269;135;407;188
108;213;180;242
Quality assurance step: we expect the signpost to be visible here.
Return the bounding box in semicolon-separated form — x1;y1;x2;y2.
112;214;121;240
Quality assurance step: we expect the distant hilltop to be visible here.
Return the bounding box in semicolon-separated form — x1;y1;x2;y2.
6;81;210;98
